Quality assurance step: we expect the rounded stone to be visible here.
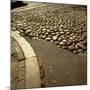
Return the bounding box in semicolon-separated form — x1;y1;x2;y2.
25;29;31;34
51;33;55;35
45;32;49;35
60;24;63;28
68;45;75;50
60;31;64;34
59;41;65;46
43;28;47;31
47;29;50;32
52;36;58;41
69;37;73;40
58;37;63;42
42;35;46;39
62;39;67;43
45;37;51;41
42;31;46;34
75;44;79;50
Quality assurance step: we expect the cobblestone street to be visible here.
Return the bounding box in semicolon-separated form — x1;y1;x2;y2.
11;1;87;90
11;2;87;55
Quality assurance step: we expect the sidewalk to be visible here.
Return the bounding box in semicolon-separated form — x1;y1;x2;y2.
29;39;87;87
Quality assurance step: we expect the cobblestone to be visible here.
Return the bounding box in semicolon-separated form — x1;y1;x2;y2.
11;3;87;55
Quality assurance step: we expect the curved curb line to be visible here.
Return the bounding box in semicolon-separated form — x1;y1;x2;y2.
11;31;41;88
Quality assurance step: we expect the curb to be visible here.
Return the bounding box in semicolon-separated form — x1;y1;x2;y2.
11;31;41;88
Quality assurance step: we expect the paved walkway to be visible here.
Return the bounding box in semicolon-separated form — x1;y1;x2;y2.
11;2;87;88
28;39;87;87
11;31;87;89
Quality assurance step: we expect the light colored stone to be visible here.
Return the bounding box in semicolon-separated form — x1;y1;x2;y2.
52;36;58;40
42;35;46;39
59;41;65;46
45;37;51;41
25;29;31;34
25;57;41;88
60;31;64;34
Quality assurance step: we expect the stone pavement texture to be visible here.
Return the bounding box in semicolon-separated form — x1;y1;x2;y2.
11;3;87;55
11;1;87;89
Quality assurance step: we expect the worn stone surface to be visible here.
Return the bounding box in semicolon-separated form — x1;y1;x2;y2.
11;2;87;89
11;3;87;55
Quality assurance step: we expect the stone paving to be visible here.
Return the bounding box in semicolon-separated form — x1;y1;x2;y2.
11;3;87;55
11;2;87;89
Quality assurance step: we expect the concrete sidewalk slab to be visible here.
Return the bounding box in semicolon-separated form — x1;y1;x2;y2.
29;39;87;87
